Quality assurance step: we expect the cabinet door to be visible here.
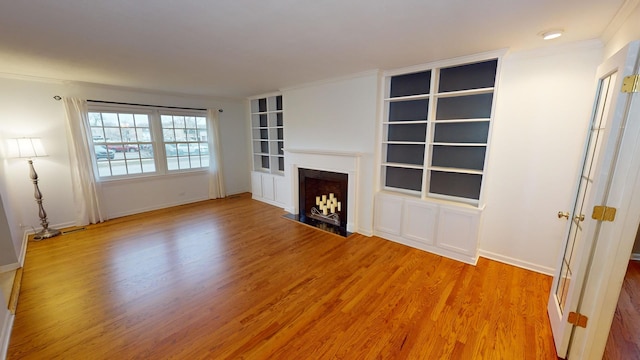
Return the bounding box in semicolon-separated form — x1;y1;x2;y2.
261;174;275;201
274;175;288;205
402;199;437;245
251;172;262;198
374;195;404;235
436;206;480;256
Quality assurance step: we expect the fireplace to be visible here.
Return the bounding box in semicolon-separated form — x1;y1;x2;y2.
284;148;362;236
285;167;350;236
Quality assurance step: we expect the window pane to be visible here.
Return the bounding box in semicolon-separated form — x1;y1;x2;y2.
89;111;155;178
137;128;151;142
91;128;105;142
433;122;490;143
134;114;149;127
388;100;429;121
185;116;196;128
161;115;173;128
174;116;186;128
196;117;206;129
163;129;175;141
429;171;482;200
104;128;122;142
385;167;422;191
121;128;137;142
431;145;486;170
387;124;427;142
88;112;103;126
110;160;127;176
436;93;493;120
119;113;134;127
390;71;431;97
386;144;425;165
167;157;179;170
126;160;142;174
438;59;497;93
102;113;119;127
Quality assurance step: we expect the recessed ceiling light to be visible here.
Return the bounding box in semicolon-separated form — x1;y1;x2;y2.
541;29;564;40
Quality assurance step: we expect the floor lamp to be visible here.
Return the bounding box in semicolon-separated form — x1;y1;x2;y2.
9;138;61;240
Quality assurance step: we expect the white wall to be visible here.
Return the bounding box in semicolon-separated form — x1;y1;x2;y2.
479;41;604;274
0;192;17;268
282;72;380;235
0;77;250;262
278;43;604;273
604;2;640;58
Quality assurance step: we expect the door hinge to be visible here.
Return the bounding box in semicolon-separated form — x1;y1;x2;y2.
592;205;617;222
568;311;588;328
622;74;639;93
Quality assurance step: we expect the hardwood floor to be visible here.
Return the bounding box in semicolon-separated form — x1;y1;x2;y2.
604;260;640;360
7;193;557;359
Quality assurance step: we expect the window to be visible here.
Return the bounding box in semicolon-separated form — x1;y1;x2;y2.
88;105;209;179
161;114;209;171
381;57;499;204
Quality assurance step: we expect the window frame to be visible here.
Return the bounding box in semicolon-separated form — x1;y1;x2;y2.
380;51;504;206
87;104;210;181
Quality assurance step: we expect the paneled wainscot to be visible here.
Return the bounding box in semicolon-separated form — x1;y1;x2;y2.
374;192;482;264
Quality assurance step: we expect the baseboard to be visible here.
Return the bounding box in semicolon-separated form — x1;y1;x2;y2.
631;253;640;261
108;196;209;220
374;230;478;266
357;229;373;237
478;249;555;276
0;264;18;274
0;309;14;360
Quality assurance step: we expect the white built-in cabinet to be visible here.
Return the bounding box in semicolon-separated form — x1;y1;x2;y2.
249;94;287;208
374;192;481;264
251;171;288;207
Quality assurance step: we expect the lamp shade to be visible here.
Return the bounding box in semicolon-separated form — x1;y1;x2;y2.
7;138;48;158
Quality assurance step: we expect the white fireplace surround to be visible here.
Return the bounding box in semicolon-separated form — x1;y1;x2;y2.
285;148;361;233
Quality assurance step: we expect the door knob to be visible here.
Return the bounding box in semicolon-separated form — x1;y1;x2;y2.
558;211;570;219
574;214;585;222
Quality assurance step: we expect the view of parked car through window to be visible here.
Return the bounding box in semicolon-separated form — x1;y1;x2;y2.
88;109;209;178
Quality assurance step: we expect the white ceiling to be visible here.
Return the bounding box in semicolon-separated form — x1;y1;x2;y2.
0;0;629;98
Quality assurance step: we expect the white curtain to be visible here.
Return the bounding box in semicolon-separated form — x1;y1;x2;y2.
207;109;226;199
63;98;105;224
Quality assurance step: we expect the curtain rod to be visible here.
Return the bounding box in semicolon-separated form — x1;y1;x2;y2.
52;96;213;112
87;100;208;111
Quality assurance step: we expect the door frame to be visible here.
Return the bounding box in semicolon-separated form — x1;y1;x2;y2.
567;40;640;359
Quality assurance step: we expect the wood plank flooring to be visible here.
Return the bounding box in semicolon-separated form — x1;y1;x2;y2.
7;193;557;359
604;260;640;360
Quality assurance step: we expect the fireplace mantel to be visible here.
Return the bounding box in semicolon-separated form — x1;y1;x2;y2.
285;148;362;233
284;148;363;158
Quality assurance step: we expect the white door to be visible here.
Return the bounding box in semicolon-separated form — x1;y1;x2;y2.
547;41;640;358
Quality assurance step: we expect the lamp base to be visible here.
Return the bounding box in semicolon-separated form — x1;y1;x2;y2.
33;227;62;241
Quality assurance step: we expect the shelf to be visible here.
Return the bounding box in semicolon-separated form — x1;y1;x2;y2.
381;162;425;170
383;141;427;145
430;142;487;147
434;87;494;98
432;118;490;123
384;93;431;102
383;120;428;125
427;166;483;175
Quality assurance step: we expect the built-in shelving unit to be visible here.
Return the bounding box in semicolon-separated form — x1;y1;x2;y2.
376;54;502;265
382;58;498;205
250;95;284;174
249;94;287;209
